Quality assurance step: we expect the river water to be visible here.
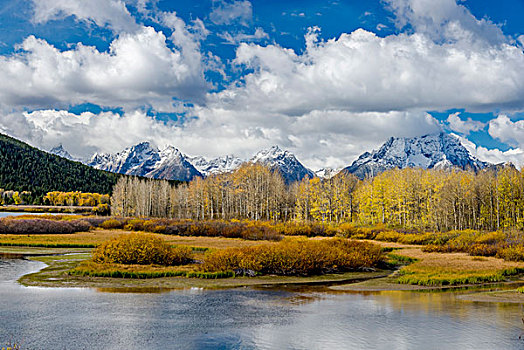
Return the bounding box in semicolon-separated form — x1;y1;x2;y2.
1;258;524;350
0;212;63;218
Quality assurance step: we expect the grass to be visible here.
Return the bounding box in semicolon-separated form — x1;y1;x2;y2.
18;251;387;289
5;223;524;289
0;228;270;249
369;242;524;287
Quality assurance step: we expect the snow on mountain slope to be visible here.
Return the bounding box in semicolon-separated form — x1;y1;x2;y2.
88;142;201;181
250;145;315;183
343;133;491;179
188;155;244;176
314;168;341;179
49;144;76;161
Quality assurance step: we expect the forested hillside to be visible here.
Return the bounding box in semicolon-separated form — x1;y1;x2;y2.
0;133;119;202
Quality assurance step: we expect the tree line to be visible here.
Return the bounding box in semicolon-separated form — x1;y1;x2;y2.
110;163;524;231
43;191;110;207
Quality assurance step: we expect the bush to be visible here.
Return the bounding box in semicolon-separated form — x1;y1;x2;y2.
496;246;524;262
375;231;403;242
100;218;125;229
0;218;91;234
201;238;383;276
92;233;193;266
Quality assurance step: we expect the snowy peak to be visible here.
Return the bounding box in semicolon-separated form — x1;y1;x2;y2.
189;155;244;176
88;142;201;181
344;132;490;179
49;144;75;161
315;168;341;179
250;145;314;183
86;143;314;183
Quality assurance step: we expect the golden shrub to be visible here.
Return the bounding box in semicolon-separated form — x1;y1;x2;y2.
201;238;383;276
92;233;192;266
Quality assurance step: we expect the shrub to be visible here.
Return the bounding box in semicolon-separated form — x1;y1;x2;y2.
100;218;125;229
201;238;383;276
0;218;91;234
375;231;403;242
92;233;193;266
496;246;524;262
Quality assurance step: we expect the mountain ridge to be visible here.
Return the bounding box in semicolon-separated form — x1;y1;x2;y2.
343;132;492;179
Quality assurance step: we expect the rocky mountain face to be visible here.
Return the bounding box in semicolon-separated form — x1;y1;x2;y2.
188;155;244;176
49;144;75;161
87;142;202;181
250;145;315;184
314;168;341;179
85;143;315;183
343;132;491;179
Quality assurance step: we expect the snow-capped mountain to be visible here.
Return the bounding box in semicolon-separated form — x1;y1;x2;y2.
188;155;244;176
86;143;315;183
250;145;315;183
49;144;75;161
314;168;341;179
88;142;201;181
343;133;491;179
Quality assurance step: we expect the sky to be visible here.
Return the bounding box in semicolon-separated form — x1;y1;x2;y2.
0;0;523;170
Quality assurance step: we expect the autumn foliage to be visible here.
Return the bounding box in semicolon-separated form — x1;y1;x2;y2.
92;233;193;266
0;218;91;234
201;238;383;276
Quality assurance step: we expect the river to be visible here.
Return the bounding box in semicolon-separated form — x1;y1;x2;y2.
0;212;63;218
1;258;524;349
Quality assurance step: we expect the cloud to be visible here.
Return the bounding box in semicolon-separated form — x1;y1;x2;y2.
384;0;506;45
457;134;524;168
488;114;524;147
219;27;269;44
0;25;209;111
210;0;252;26
0;104;442;170
32;0;140;33
446;112;484;134
215;26;524;116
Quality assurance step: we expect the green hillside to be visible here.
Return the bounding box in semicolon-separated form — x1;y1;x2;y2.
0;133;119;200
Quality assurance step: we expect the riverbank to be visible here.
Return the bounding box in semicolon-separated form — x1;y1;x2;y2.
17;251;390;290
3;229;524;300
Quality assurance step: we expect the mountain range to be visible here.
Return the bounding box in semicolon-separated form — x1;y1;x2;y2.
49;132;503;183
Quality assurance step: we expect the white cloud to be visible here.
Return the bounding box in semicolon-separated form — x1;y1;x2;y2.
458;134;524;168
488;114;524;147
32;0;139;33
219;27;269;44
0;0;520;170
384;0;506;45
210;0;252;26
0;105;441;170
216;27;524;116
446;112;484;134
0;25;208;111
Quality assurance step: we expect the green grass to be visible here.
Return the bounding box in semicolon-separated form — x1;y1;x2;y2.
69;266;235;279
397;267;524;286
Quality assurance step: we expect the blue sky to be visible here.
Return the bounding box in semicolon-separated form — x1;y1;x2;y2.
0;0;523;169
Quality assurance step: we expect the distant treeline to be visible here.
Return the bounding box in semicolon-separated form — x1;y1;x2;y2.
43;191;110;207
110;163;524;231
0;133;119;202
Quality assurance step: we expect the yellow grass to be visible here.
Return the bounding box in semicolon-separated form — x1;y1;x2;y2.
0;228;271;249
369;240;524;286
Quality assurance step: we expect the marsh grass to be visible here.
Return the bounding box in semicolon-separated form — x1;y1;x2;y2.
70;260;233;279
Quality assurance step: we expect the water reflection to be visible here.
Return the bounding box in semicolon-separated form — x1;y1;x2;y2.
1;258;524;349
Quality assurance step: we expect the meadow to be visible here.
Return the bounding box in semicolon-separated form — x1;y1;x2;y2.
2;215;524;290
